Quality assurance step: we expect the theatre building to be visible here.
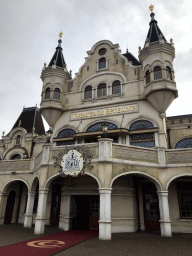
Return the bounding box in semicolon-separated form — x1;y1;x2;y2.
1;10;192;240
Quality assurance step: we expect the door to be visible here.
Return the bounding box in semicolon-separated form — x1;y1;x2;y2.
4;190;16;224
50;184;62;225
89;197;99;230
143;183;160;231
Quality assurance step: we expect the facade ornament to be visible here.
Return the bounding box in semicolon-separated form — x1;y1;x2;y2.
138;46;141;53
2;131;5;137
159;34;163;39
149;4;154;12
54;145;93;177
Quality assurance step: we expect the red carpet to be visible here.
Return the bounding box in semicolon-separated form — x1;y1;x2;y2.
0;230;98;256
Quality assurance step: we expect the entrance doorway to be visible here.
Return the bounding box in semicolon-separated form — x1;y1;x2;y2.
142;183;160;231
72;195;99;230
50;184;62;225
4;190;16;224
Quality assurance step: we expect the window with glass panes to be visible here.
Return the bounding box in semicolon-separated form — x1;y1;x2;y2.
45;88;51;99
112;80;121;94
154;66;162;80
53;88;60;100
99;58;106;69
146;70;150;84
166;66;172;80
85;86;92;99
97;83;106;97
176;138;192;149
177;183;192;219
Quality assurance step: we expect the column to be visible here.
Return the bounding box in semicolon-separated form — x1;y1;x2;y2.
0;192;7;224
59;192;72;231
34;189;49;235
157;191;172;237
126;135;130;145
99;188;112;240
118;135;123;144
24;191;36;228
98;138;113;160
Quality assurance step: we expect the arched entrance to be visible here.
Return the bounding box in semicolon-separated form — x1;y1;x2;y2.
3;180;28;225
4;190;16;224
44;174;99;230
110;173;161;233
167;175;192;234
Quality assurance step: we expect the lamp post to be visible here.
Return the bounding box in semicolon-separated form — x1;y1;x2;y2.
46;128;53;143
102;122;109;138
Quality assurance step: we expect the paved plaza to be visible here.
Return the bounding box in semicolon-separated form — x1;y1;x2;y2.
0;225;192;256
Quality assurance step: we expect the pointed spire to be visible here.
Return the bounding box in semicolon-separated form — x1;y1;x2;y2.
48;35;66;68
146;8;167;43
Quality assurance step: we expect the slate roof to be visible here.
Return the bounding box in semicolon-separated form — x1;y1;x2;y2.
123;50;141;66
48;39;66;68
11;107;45;135
146;12;167;43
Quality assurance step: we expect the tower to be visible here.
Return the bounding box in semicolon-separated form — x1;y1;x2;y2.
40;34;71;127
139;9;178;116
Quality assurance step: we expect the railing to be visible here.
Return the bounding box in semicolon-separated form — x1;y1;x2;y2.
166;149;192;164
33;152;43;169
0;159;31;171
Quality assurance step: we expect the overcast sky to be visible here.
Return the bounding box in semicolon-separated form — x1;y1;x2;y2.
0;0;192;136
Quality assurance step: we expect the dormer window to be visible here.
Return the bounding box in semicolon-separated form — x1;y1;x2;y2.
112;80;121;94
154;66;162;80
98;83;107;97
45;88;51;99
53;88;60;100
85;86;92;99
145;70;150;84
166;66;172;80
15;135;21;145
99;58;106;69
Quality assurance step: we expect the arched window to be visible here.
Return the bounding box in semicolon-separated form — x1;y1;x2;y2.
112;80;121;94
166;66;172;80
98;83;106;97
85;86;92;99
15;135;21;145
53;88;60;100
154;66;162;80
57;129;76;146
11;154;22;160
145;70;150;84
129;120;155;148
58;129;76;138
45;88;51;99
99;58;106;69
176;138;192;149
87;122;118;132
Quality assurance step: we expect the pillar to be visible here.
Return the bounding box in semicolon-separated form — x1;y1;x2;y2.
34;189;49;235
0;192;7;224
59;192;71;231
98;138;113;160
157;191;172;237
24;191;36;228
99;188;112;240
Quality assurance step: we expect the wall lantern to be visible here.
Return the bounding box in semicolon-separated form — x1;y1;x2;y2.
46;128;53;143
102;122;109;137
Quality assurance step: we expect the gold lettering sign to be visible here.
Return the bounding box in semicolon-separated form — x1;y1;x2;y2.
71;104;138;120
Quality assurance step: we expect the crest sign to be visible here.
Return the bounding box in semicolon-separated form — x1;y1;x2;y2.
54;145;93;177
61;150;83;176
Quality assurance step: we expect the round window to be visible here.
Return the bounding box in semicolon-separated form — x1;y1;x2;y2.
99;48;107;56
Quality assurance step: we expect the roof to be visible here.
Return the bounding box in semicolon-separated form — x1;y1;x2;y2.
123;50;141;66
146;12;167;43
167;114;192;125
48;39;66;68
11;107;45;135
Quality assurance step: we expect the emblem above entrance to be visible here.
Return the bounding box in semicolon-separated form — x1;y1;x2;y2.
61;150;83;176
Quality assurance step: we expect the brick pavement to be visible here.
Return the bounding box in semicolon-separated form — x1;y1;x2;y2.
0;225;192;256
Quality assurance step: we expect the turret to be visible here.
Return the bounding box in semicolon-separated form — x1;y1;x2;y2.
139;9;178;116
40;34;71;127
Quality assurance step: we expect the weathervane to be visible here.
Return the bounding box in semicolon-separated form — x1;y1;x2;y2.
149;4;154;12
59;32;63;38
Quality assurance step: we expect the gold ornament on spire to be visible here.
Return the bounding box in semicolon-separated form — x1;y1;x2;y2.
59;32;63;38
149;4;154;12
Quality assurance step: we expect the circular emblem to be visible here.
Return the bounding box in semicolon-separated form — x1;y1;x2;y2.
98;48;107;55
27;240;65;248
61;149;83;176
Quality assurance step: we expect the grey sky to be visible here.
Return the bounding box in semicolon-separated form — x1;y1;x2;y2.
0;0;191;136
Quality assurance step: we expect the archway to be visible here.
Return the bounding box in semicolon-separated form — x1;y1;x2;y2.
110;172;162;233
167;175;192;234
3;180;28;225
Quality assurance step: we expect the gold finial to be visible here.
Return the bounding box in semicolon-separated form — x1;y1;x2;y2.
18;120;21;127
149;4;154;12
59;32;63;38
